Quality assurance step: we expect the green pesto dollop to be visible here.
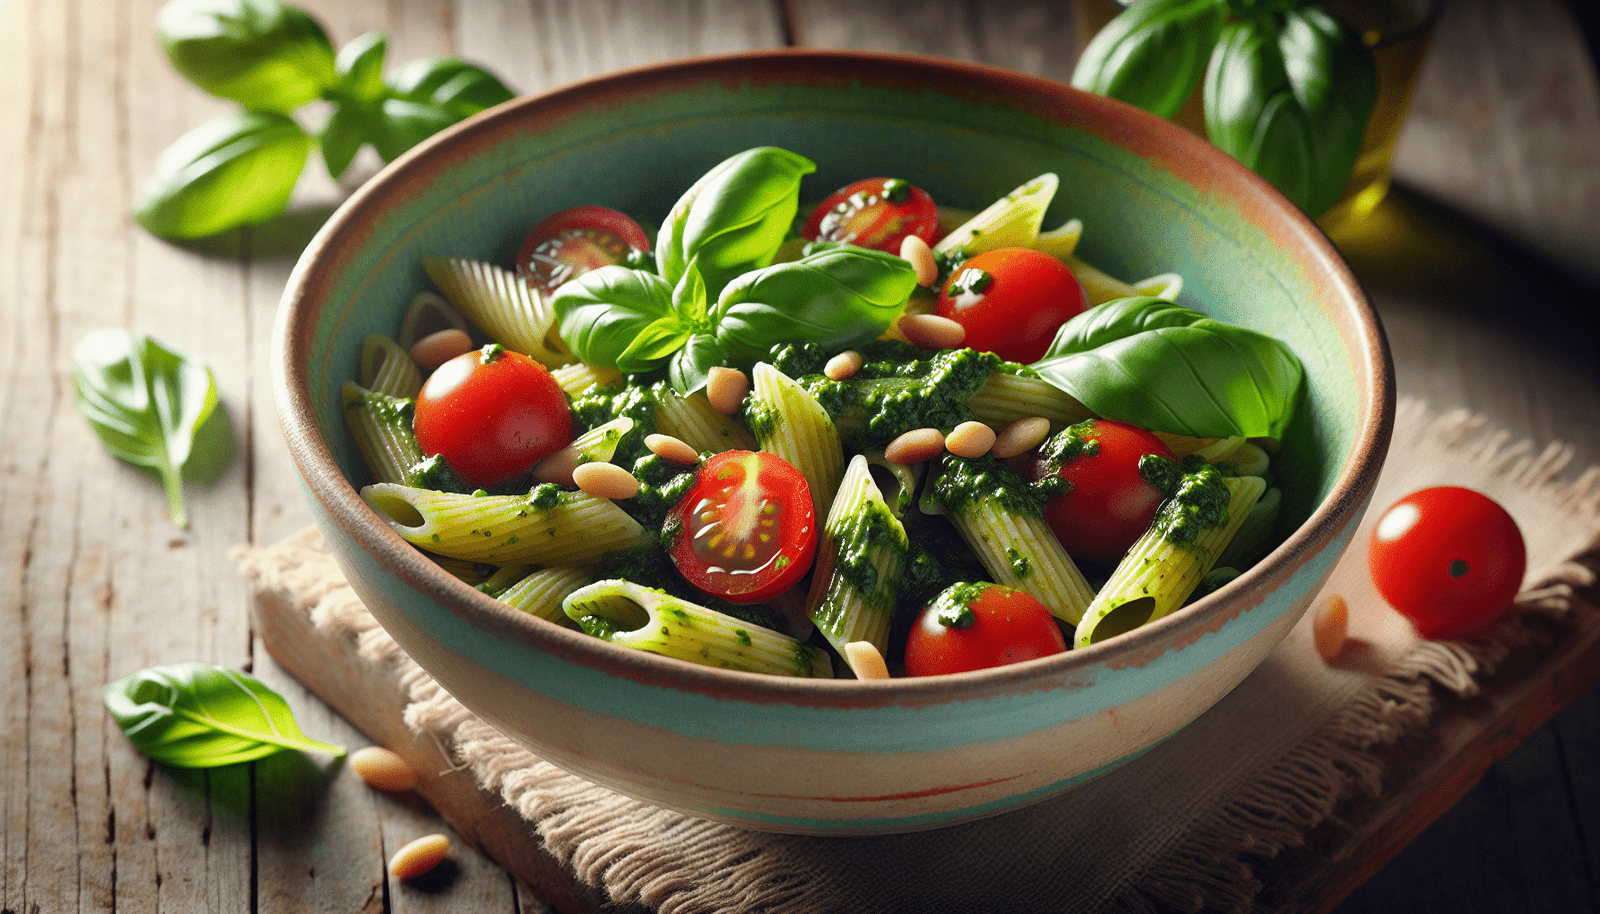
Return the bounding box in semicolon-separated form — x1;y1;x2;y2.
928;581;994;628
1141;455;1231;546
1006;546;1033;580
406;453;467;492
1036;419;1101;469
570;379;661;469
525;482;564;511
347;387;415;425
931;453;1046;518
827;494;909;610
626;452;698;530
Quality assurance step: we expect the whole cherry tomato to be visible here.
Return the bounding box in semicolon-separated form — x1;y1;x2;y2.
413;345;573;488
904;583;1067;676
1031;419;1175;570
1368;486;1525;639
515;205;651;294
801;177;940;253
935;247;1090;363
666;450;817;603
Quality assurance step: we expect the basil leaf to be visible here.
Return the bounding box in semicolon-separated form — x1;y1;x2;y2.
712;246;918;365
332;30;387;104
134;110;311;239
369;98;459;163
71;329;234;529
389;57;515;118
103;663;344;767
1031;297;1304;439
550;266;691;372
656;147;816;297
318;103;373;181
669;333;729;396
156;0;336;112
1203;8;1377;216
1071;0;1229;118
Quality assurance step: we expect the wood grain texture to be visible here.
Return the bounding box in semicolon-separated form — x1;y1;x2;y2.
3;0;1598;911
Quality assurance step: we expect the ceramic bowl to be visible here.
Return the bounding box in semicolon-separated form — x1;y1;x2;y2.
274;50;1393;835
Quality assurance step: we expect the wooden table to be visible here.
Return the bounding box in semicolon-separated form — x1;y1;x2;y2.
5;1;1598;911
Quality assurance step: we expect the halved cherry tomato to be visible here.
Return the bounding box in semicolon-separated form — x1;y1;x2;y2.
1031;419;1174;570
515;205;651;294
904;583;1066;676
1368;486;1525;639
666;451;817;603
935;247;1090;363
414;345;573;488
800;178;940;253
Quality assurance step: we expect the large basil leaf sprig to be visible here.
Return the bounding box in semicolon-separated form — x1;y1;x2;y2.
1031;296;1304;440
104;663;345;768
138;0;514;240
553;247;918;395
70;329;235;529
1071;0;1376;217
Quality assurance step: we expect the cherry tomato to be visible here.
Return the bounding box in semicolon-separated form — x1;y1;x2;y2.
1031;419;1175;570
1368;486;1525;640
935;247;1090;363
515;205;651;293
904;583;1066;676
666;450;817;603
800;177;940;253
414;345;573;488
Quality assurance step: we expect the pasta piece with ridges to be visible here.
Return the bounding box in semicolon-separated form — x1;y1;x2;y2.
654;385;757;454
969;373;1093;430
947;494;1095;625
498;566;593;625
1076;474;1267;647
805;455;908;657
423;255;575;367
361;483;651;565
343;381;424;486
749;362;845;521
359;334;422;398
563;579;832;677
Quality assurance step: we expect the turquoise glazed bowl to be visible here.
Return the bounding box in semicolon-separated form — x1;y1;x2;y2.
274;50;1392;835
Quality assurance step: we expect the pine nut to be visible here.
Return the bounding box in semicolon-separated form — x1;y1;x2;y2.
532;447;581;487
706;367;749;415
899;234;938;287
824;350;864;381
408;328;474;371
1313;594;1348;662
572;462;640;500
885;427;946;465
992;416;1052;459
350;746;418;792
844;641;891;680
388;833;450;880
897;313;965;350
645;433;698;465
945;420;998;459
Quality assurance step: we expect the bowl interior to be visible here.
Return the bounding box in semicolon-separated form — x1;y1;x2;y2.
285;51;1383;668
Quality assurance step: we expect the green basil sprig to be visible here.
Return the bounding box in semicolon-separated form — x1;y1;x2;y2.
1031;296;1304;440
1072;0;1376;217
70;329;235;529
138;0;514;239
104;663;345;767
553;247;917;395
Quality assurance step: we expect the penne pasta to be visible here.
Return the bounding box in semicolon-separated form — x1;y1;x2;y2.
343;381;424;486
805;455;909;659
423;256;575;368
748;362;845;521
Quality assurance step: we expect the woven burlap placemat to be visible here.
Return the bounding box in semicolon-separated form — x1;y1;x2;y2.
237;397;1600;913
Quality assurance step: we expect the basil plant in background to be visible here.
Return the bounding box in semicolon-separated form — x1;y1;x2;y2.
1072;0;1377;217
136;0;516;240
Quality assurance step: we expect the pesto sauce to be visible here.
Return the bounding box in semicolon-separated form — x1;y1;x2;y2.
928;581;992;629
1141;455;1231;546
931;453;1046;518
569;379;662;469
626;452;698;530
1005;546;1033;579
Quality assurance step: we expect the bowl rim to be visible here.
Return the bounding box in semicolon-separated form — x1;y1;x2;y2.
275;47;1395;707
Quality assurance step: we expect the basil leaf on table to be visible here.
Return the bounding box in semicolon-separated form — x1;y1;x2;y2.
134;110;311;239
656;146;816;298
1032;296;1304;440
713;246;919;364
1070;0;1229;119
332;30;388;104
70;329;234;529
1203;7;1377;216
103;663;344;767
551;266;693;373
156;0;337;112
